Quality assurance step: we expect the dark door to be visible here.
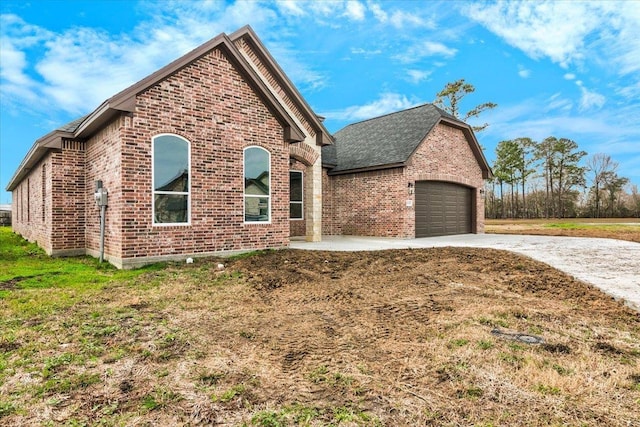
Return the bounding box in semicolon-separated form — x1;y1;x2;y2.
415;181;472;237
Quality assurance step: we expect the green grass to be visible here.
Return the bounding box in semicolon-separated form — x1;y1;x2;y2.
0;227;162;315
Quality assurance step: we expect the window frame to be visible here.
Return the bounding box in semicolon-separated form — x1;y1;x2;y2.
243;146;271;224
289;170;304;220
152;133;191;226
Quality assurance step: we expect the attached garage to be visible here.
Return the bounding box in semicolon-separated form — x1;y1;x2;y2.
322;103;492;238
415;181;473;237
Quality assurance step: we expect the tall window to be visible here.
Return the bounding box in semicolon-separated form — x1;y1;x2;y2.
289;171;303;220
153;134;190;225
244;146;270;223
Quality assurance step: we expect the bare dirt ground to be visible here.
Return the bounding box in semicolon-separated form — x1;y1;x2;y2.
4;248;639;426
485;218;640;243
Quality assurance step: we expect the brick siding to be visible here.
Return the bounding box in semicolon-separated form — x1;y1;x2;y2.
112;46;290;267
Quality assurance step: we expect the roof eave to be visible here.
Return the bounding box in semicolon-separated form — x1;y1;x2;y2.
6;130;73;191
327;162;406;176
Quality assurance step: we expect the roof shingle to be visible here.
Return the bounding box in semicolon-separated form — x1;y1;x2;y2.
323;103;461;173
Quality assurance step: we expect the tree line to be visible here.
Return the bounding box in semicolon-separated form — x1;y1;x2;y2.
486;137;639;219
431;78;638;219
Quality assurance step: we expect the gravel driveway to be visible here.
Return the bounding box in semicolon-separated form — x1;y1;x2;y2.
291;234;640;312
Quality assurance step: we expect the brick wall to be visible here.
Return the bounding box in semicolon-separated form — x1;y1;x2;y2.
114;46;290;267
50;141;87;254
323;122;486;237
85;117;124;260
11;155;52;253
324;167;408;237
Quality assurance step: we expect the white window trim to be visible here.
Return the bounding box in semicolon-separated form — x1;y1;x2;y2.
290;170;304;220
152;133;191;226
243;146;271;224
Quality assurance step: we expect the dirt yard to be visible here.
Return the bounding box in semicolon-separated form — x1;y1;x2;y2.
4;247;638;426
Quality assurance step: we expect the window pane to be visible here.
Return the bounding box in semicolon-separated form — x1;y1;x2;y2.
290;171;302;202
154;194;188;223
244;147;269;195
290;202;303;219
154;135;189;192
245;197;269;222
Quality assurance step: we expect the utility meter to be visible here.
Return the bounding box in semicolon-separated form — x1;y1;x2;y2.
94;180;108;206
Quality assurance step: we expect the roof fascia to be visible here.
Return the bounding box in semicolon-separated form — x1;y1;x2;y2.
6;130;72;191
327;162;406;176
438;117;493;179
230;25;334;146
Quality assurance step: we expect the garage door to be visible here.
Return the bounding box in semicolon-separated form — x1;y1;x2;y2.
415;181;472;237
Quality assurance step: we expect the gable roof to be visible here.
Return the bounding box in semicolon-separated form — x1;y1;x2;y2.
7;26;309;191
322;103;492;179
229;26;333;147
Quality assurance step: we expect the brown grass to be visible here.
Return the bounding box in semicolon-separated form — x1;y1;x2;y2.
486;218;640;243
2;248;639;426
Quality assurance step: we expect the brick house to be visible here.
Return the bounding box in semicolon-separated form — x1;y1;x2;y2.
320;104;491;238
7;26;491;268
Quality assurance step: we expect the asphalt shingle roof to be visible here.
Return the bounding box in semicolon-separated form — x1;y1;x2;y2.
323;103;461;173
58;115;89;133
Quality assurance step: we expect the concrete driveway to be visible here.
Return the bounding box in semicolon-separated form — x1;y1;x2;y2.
291;234;640;312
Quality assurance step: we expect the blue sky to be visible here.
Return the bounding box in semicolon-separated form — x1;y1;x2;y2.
1;0;639;204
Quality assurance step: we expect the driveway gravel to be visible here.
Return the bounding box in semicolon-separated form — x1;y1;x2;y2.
291;234;640;312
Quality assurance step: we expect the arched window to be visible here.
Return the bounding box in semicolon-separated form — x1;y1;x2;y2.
244;146;270;223
153;134;190;225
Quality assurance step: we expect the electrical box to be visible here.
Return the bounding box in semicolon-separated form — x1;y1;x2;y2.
95;188;108;206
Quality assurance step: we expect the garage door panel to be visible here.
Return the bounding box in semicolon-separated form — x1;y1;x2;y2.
415;181;472;237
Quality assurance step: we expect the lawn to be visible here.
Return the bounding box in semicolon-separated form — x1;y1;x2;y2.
485;218;640;243
1;227;639;426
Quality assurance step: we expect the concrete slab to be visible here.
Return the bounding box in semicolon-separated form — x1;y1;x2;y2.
291;234;640;312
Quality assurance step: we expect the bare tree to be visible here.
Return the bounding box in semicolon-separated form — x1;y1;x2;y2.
586;153;618;218
434;79;497;132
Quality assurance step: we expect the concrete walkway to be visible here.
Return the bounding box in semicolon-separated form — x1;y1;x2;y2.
291;234;640;312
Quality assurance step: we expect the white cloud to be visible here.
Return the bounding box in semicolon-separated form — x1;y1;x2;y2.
322;92;419;121
275;0;306;17
463;0;640;78
518;65;531;78
351;47;382;56
344;1;366;21
463;1;598;67
545;93;573;113
577;84;606;111
0;2;315;115
406;69;431;84
394;41;457;63
564;73;576;80
369;2;388;22
388;10;428;28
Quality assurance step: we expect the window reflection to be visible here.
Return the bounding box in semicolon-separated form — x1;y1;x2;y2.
244;147;270;222
153;135;190;224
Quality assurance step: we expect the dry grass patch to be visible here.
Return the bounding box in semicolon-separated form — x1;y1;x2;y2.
486;218;640;242
1;246;639;426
